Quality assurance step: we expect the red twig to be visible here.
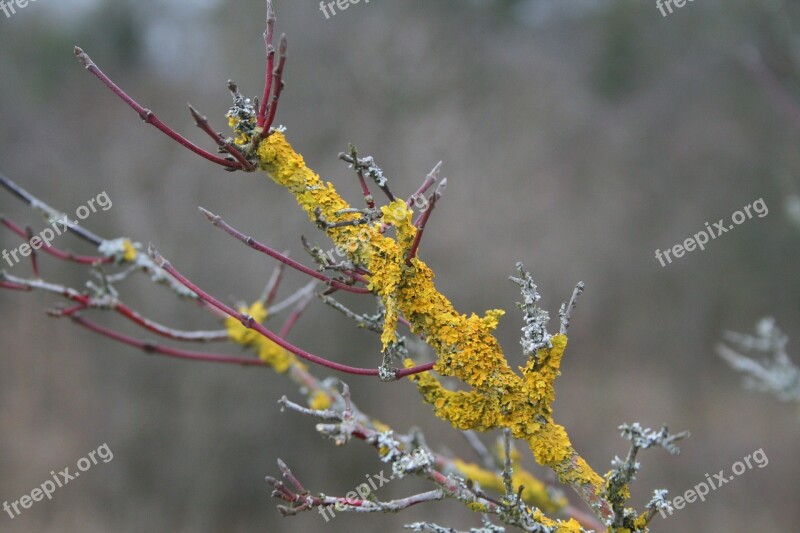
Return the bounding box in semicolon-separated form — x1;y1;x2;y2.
73;46;241;170
276;458;306;494
406;161;441;209
2;270;227;342
340;147;375;209
148;245;434;380
262;262;286;307
406;180;446;265
0;280;30;291
198;207;371;294
188;105;255;171
49;303;88;317
1;216;113;265
278;289;314;338
262;34;288;137
70;315;269;367
258;0;277;128
24;226;40;277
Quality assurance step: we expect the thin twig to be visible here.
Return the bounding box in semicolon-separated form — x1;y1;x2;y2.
461;431;496;472
267;280;316;315
340;146;375;209
339;152;395;202
559;281;585;334
406;161;442;209
148;244;435;379
2;271;227;342
262;34;288;137
73;47;241;170
0;174;107;247
24;226;40;277
277;286;315;338
261;261;287;306
69;315;269;367
1;216;112;265
188;104;255;171
406;179;446;265
198;206;371;294
258;0;277;128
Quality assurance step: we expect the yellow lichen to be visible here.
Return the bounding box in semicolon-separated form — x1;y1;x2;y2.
371;419;391;433
225;300;296;373
225;301;268;346
254;131;607;521
632;515;649;530
309;390;332;411
466;501;489;513
121;239;137;262
451;457;567;513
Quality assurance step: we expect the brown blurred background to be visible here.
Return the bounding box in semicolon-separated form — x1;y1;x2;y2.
1;0;799;531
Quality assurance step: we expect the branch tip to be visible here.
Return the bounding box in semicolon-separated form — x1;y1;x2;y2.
197;206;218;222
147;244;166;268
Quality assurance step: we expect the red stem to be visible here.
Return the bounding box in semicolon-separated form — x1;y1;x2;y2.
262;34;287;136
0;281;30;291
74;47;241;170
263;262;286;306
149;246;434;380
406;192;437;265
198;207;372;294
1;216;113;265
258;0;276;128
71;315;270;367
188;105;255;171
278;292;313;338
406;161;441;209
357;169;375;209
24;226;40;277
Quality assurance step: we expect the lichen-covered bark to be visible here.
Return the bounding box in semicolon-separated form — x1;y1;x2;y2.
255;130;613;525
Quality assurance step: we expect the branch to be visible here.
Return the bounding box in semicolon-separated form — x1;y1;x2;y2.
1;215;113;266
69;315;268;367
188;104;255;171
73;47;242;170
198;206;372;294
147;244;434;380
257;0;277;129
406;179;446;265
0;173;107;247
718;317;800;402
261;34;288;138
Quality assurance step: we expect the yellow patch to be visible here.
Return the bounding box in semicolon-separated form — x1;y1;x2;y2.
253;131;611;524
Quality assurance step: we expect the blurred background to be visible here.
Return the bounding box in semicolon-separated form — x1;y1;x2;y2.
1;0;799;531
